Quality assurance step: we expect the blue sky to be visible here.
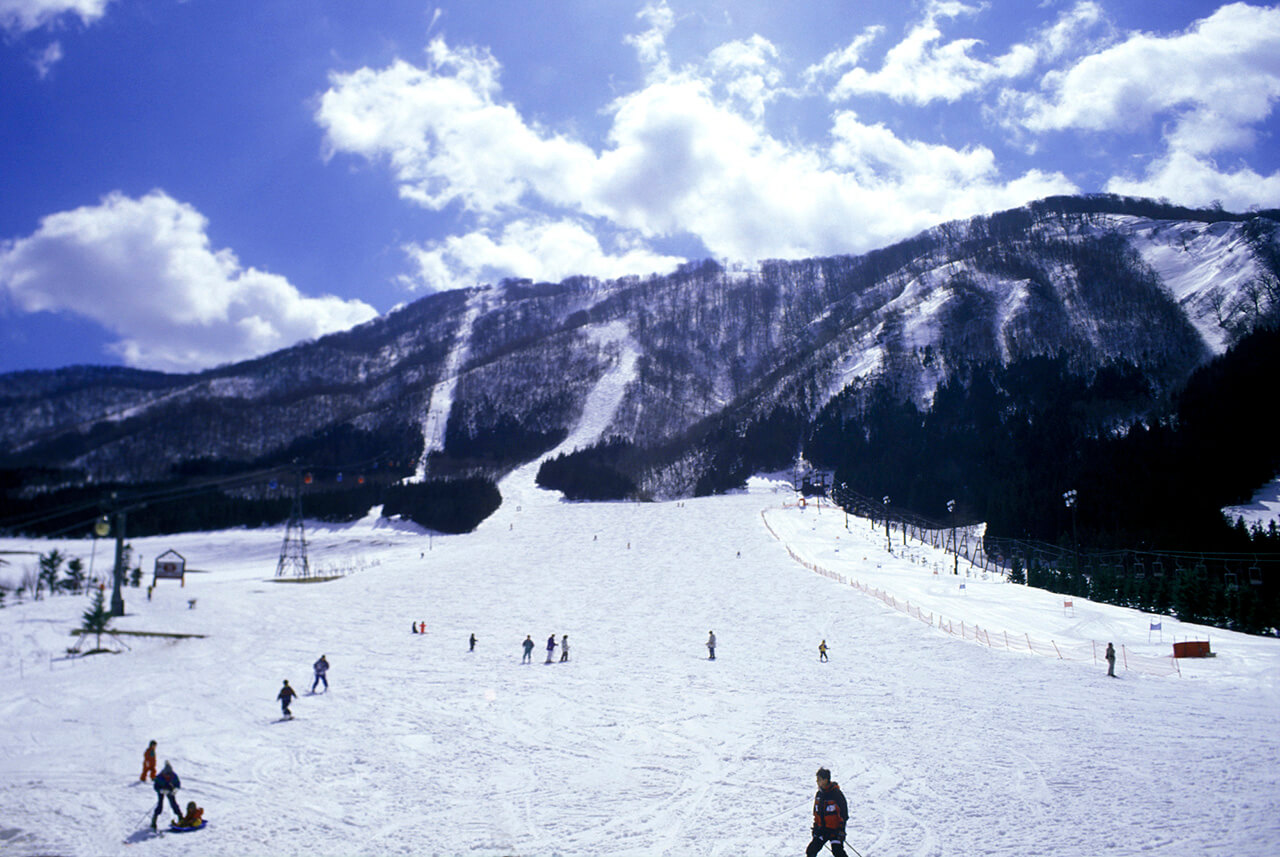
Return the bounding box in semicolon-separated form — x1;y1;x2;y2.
1;1;1278;374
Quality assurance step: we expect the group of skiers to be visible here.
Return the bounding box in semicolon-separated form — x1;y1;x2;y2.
139;743;204;831
521;633;570;663
276;654;329;718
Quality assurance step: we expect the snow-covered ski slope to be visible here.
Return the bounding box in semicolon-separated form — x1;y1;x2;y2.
2;475;1278;856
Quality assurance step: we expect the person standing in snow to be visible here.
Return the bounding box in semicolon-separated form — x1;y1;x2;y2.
819;640;829;662
559;634;569;662
1105;642;1117;677
150;761;182;830
806;767;850;857
707;630;716;660
470;633;477;652
545;633;557;664
277;679;298;718
140;739;157;781
521;635;534;663
311;655;329;693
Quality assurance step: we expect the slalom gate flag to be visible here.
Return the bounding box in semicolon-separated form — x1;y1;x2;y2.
1150;621;1162;631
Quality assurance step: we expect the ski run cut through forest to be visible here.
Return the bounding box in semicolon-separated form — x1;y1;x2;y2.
2;452;1279;857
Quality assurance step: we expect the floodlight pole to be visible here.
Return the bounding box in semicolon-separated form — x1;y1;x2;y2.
110;508;127;618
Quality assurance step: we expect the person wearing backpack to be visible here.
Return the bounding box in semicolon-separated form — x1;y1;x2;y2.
806;767;849;857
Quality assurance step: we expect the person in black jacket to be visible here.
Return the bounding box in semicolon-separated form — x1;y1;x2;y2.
150;761;182;830
278;680;298;717
806;767;850;857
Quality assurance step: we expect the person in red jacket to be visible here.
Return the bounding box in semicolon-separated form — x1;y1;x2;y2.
806;767;850;857
139;740;157;781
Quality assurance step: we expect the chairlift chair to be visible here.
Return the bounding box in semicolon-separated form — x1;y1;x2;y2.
1151;559;1165;578
1249;564;1263;586
1132;558;1146;581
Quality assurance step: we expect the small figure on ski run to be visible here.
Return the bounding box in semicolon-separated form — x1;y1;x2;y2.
559;634;569;662
469;633;477;652
174;800;204;829
140;739;157;781
819;640;829;662
1105;642;1117;677
278;680;297;717
521;635;534;664
312;655;329;692
707;630;716;660
412;622;418;634
806;767;850;857
150;761;182;830
545;634;557;664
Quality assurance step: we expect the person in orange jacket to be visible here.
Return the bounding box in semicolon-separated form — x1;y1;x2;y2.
140;740;157;782
806;767;850;857
173;800;204;828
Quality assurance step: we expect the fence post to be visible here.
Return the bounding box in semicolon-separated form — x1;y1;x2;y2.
1051;641;1063;659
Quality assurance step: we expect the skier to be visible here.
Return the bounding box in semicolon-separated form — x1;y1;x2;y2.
173;800;204;829
277;680;297;718
140;739;157;781
1105;642;1117;677
521;635;534;664
707;630;716;660
545;633;557;664
559;634;569;662
819;640;829;662
412;622;418;634
806;767;850;857
150;761;182;830
470;633;477;652
312;655;329;693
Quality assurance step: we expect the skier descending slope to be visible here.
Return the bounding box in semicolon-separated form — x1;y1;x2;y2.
277;680;298;719
149;762;182;830
806;767;850;857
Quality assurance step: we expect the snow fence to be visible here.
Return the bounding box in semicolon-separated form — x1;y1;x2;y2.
761;508;1181;678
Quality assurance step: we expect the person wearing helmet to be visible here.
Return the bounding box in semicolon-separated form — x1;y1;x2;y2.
150;762;182;830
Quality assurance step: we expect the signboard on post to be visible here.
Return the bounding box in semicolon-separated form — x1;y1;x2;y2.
153;549;186;587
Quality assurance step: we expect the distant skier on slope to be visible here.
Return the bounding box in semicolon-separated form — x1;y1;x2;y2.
139;739;157;781
545;633;557;664
559;634;569;662
1105;642;1117;677
277;680;298;718
470;633;477;652
521;635;534;663
707;630;716;660
806;767;849;857
150;761;182;830
312;655;329;693
819;640;829;662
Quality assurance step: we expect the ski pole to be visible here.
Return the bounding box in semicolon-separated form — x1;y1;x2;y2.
827;839;864;857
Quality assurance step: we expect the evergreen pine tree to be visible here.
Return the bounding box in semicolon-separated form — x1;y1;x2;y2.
80;587;113;652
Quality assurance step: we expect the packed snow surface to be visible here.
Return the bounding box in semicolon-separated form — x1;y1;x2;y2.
2;469;1279;856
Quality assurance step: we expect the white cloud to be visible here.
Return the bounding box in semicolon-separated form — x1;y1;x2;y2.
1013;2;1280;153
31;39;61;78
1105;150;1280;211
814;1;1037;105
0;191;377;372
0;0;113;33
403;218;683;292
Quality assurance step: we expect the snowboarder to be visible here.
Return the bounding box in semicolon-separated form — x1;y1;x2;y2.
521;635;534;664
559;634;569;662
150;761;182;830
819;640;829;662
806;767;850;857
707;630;716;660
173;800;204;829
545;633;557;664
277;680;297;718
312;655;329;692
469;633;477;652
140;739;157;782
1105;642;1117;677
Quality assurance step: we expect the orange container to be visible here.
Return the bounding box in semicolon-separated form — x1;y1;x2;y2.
1173;640;1212;658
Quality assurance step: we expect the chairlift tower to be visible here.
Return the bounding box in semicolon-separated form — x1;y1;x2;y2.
276;470;311;579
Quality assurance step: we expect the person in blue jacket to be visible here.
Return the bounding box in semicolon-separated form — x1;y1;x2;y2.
150;761;182;830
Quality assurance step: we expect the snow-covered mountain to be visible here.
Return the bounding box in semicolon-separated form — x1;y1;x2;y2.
2;195;1277;497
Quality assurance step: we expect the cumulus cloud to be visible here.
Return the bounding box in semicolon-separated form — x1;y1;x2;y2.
1106;151;1280;211
1011;3;1280;152
403;218;684;292
0;191;378;372
316;6;1075;286
0;0;113;33
808;0;1103;105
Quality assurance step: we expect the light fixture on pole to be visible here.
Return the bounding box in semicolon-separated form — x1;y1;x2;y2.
882;496;891;552
947;499;958;575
